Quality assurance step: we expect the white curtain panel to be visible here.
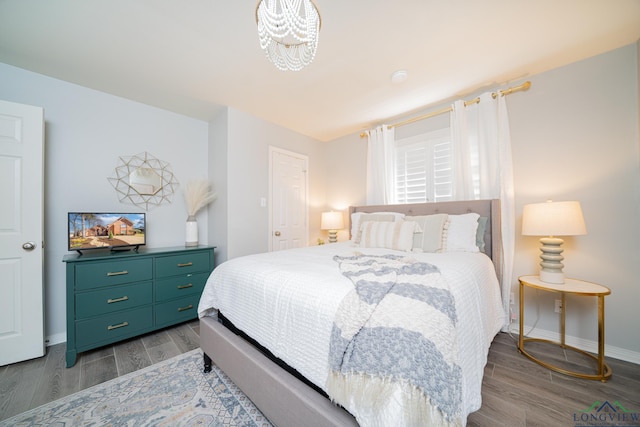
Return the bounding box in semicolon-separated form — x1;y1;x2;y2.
450;92;515;328
450;99;476;200
366;125;395;205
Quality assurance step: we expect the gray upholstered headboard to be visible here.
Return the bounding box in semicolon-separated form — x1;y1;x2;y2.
349;199;503;283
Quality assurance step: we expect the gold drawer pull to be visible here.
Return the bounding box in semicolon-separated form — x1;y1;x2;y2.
107;296;129;304
177;283;193;289
177;262;193;267
107;270;129;277
107;321;129;330
177;305;193;312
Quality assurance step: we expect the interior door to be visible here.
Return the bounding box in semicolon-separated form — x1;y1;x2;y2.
0;99;45;365
270;147;308;251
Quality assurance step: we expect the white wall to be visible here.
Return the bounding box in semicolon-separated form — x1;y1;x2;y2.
0;63;210;344
325;43;640;361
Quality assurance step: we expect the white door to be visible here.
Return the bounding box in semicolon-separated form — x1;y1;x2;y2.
0;99;45;366
270;147;308;251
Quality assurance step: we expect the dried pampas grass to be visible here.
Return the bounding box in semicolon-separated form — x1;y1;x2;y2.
184;179;217;216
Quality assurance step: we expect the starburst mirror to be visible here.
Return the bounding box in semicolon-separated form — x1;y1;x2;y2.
108;152;179;210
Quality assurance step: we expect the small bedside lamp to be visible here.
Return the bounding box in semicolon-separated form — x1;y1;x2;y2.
321;211;344;243
522;200;587;284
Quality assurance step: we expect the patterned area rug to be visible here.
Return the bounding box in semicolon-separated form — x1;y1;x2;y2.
0;349;273;427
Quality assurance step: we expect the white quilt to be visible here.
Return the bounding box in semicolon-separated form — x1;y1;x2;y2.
198;242;505;426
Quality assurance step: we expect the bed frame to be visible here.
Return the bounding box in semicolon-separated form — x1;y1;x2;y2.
200;199;502;427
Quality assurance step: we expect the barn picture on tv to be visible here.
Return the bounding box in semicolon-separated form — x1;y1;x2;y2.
68;213;146;252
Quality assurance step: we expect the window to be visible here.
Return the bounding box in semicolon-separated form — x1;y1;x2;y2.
394;129;452;203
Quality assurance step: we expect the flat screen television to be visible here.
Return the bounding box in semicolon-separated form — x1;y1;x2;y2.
68;212;146;253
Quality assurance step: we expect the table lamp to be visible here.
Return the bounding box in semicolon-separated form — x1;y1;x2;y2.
321;211;344;243
521;200;587;284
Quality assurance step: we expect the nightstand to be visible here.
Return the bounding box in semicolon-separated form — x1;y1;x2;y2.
517;275;612;381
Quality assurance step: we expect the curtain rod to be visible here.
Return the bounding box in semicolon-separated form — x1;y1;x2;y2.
359;81;531;138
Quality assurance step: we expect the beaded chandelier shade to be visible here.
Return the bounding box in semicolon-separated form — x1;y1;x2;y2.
256;0;321;71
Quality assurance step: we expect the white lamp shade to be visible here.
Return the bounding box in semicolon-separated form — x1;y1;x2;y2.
321;211;344;230
522;201;587;236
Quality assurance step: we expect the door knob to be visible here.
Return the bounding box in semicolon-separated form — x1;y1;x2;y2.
274;231;281;236
22;241;37;250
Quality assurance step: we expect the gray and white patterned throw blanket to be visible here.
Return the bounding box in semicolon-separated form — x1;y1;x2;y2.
326;254;463;427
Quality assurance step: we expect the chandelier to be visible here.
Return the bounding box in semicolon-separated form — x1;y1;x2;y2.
255;0;321;71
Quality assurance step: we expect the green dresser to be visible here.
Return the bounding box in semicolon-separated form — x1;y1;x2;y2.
63;245;215;367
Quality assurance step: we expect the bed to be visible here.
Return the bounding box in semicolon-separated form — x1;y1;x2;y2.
198;199;505;427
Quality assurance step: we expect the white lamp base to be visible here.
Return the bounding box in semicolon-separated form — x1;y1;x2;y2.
538;237;565;284
540;269;565;284
328;230;337;243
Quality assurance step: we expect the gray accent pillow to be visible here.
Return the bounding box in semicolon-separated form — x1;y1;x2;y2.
405;214;448;253
476;216;489;253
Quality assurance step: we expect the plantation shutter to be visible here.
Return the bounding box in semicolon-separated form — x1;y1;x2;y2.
394;129;452;203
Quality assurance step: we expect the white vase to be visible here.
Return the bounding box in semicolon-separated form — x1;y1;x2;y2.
185;215;198;247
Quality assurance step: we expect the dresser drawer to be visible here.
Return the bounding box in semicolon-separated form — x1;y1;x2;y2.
75;281;152;319
75;306;153;349
75;258;152;290
155;251;211;278
155;295;199;327
155;272;208;302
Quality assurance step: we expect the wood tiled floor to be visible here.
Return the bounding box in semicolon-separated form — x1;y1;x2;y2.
1;323;639;425
0;320;200;421
468;333;640;426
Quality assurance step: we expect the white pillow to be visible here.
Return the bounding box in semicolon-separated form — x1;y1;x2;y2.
350;212;405;243
358;220;419;252
406;214;448;253
443;213;480;253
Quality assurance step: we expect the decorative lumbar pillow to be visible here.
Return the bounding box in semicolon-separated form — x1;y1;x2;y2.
443;213;480;252
350;212;404;243
358;220;420;252
405;214;449;253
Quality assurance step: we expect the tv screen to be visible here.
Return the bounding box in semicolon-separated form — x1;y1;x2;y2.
68;212;146;253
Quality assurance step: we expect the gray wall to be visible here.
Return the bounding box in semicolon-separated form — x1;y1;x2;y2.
207;109;229;264
509;44;639;359
325;43;640;360
214;108;326;261
0;62;210;344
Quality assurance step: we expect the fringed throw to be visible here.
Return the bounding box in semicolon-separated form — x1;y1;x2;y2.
327;254;463;427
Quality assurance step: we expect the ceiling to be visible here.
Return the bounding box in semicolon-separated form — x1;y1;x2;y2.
1;1;639;142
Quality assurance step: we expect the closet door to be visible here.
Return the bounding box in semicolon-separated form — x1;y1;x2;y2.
0;99;45;365
270;147;308;251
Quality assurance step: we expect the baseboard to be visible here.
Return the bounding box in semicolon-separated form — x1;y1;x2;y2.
507;323;640;365
45;332;66;347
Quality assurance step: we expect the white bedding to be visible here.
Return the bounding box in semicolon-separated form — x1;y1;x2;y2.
198;242;505;425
